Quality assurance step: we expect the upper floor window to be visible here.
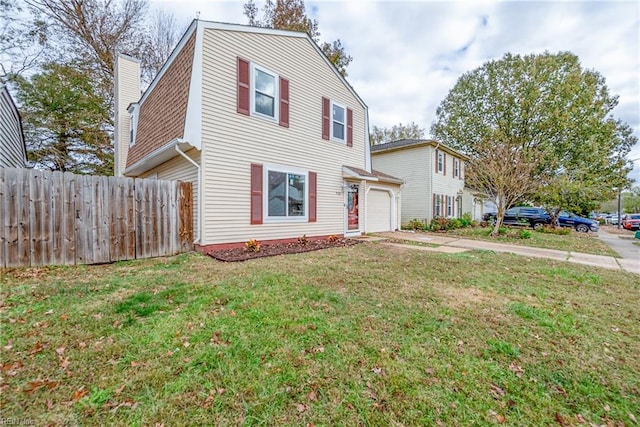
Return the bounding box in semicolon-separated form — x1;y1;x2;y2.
331;102;346;141
321;97;352;147
237;57;289;127
453;158;459;178
437;151;444;173
252;65;277;119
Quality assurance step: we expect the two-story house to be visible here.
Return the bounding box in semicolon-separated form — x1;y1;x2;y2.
371;139;483;225
114;20;402;250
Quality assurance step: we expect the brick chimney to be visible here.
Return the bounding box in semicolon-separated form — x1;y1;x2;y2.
114;53;141;176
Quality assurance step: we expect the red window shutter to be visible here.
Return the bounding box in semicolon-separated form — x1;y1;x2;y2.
279;77;289;127
250;163;263;224
347;107;353;147
433;193;436;217
309;172;317;222
443;153;447;176
322;97;330;140
237;58;250;116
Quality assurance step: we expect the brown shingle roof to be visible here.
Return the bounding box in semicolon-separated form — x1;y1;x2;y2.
126;33;196;167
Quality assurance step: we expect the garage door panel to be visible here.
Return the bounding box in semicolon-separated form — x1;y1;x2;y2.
368;190;391;232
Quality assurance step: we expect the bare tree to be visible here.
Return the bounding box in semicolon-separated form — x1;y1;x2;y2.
465;140;545;236
139;9;187;85
25;0;148;82
0;0;48;81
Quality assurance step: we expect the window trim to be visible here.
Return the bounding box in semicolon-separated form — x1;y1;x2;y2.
263;164;309;223
330;101;347;143
250;63;279;122
447;195;453;217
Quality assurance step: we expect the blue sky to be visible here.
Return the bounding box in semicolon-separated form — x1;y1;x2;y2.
151;0;640;183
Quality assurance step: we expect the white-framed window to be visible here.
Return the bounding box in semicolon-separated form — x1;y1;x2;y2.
437;151;444;173
454;158;459;178
251;64;278;121
457;195;463;218
264;165;307;221
331;101;346;142
447;195;453;217
435;195;442;216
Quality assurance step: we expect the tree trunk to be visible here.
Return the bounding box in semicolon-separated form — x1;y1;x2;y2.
490;204;506;236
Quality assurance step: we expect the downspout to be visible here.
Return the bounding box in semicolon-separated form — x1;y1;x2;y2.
175;145;201;244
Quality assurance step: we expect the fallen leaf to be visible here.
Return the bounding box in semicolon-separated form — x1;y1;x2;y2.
45;309;54;315
313;346;325;354
489;383;505;399
56;347;65;356
59;357;70;370
47;399;55;410
72;387;87;401
554;413;568;426
115;384;126;395
509;361;524;377
296;403;308;413
28;342;45;356
629;413;637;424
23;379;59;393
603;404;610;412
575;414;587;424
60;314;68;321
3;340;13;350
371;366;385;376
306;390;318;402
496;414;505;424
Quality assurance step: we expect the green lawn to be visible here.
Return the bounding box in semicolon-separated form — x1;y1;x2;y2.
441;226;619;257
1;244;638;426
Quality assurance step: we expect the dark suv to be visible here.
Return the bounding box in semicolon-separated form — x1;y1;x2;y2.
483;207;550;229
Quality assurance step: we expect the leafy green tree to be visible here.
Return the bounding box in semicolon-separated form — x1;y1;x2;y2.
623;186;640;213
243;0;352;76
15;62;113;175
431;51;636;235
370;122;425;145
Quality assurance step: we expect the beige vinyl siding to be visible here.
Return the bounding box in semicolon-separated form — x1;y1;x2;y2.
140;149;200;237
372;147;430;225
114;55;140;176
0;87;26;168
200;29;367;245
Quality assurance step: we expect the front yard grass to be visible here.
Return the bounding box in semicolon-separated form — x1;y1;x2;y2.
1;244;638;426
443;226;619;256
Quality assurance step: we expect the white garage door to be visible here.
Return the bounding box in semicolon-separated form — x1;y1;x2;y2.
367;189;392;232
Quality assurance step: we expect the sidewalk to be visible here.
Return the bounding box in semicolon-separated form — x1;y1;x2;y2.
373;231;639;275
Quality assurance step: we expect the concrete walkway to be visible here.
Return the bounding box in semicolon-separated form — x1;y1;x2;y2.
373;231;639;275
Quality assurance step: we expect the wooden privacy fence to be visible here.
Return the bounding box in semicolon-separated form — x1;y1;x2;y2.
0;168;193;268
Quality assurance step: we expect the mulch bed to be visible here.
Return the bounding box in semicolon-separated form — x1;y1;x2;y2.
205;238;361;262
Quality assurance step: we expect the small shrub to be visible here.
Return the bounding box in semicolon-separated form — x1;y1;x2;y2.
460;212;473;227
429;216;451;232
245;239;261;252
498;227;508;235
327;234;340;243
407;218;425;231
449;218;462;229
519;229;532;239
297;235;309;245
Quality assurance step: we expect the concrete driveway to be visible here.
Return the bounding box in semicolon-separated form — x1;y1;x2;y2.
596;228;640;274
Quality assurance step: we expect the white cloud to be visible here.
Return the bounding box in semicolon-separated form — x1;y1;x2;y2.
150;0;640;183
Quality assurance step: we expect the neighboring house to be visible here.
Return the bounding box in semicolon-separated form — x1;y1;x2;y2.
0;84;27;168
114;20;402;249
371;139;482;224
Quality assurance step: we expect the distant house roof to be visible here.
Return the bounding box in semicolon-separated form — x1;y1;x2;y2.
370;139;469;160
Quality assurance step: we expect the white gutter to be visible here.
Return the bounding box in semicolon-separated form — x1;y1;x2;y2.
175;145;201;245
